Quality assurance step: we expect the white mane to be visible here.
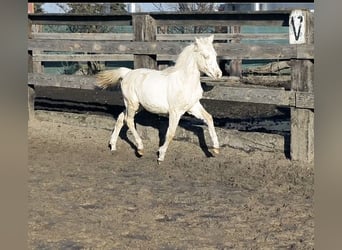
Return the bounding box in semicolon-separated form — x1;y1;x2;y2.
162;44;197;74
175;44;197;69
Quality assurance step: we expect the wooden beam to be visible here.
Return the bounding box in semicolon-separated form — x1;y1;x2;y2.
152;11;291;27
28;73;314;109
32;32;133;41
203;85;294;106
28;13;132;26
133;14;157;69
295;91;314;109
28;39;314;59
157;33;288;41
155;19;288;27
33;54;134;62
28;73;96;90
290;9;314;163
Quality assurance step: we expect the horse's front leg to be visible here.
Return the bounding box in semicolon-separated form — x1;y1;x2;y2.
188;102;220;154
158;110;183;163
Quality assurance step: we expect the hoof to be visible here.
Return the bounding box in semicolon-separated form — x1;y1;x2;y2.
212;148;220;155
157;154;164;164
108;143;116;152
137;149;144;156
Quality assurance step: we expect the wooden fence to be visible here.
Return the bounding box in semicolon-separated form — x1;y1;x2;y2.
28;10;314;163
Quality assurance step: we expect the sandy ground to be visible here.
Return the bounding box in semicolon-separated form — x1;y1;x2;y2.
28;110;313;249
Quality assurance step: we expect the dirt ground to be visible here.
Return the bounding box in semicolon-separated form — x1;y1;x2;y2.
28;112;313;249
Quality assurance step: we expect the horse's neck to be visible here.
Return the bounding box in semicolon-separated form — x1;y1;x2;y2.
174;45;201;82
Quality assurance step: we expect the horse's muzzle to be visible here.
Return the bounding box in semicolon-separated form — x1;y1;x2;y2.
216;70;222;79
212;70;222;80
207;69;222;80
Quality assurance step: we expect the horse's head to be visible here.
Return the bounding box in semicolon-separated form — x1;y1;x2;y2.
194;35;222;80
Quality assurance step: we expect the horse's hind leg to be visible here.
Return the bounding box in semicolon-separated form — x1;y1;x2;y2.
109;111;125;151
125;104;144;156
188;102;220;154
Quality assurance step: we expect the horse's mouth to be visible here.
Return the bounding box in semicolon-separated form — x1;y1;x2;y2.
208;71;222;80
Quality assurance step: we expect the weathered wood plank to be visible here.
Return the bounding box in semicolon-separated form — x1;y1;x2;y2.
28;73;314;109
133;15;157;69
28;73;96;90
153;11;291;27
28;85;35;120
244;61;291;74
33;54;134;62
290;108;314;162
32;32;133;41
296;91;314;109
202;75;292;90
28;39;313;59
296;45;314;59
155;20;288;27
203;85;294;106
28;13;132;26
157;33;288;41
28;39;165;54
214;43;297;59
157;54;177;61
290;9;314;163
241;75;291;89
227;25;242;77
28;11;291;26
216;44;314;60
291;60;314;92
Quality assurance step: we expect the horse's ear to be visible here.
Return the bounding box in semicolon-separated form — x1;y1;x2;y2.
194;37;201;50
207;35;214;43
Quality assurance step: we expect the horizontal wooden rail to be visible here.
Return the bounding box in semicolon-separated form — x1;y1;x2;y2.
28;11;291;27
32;32;288;41
31;32;134;41
28;73;313;109
204;84;294;106
152;11;291;27
28;39;314;60
28;73;96;89
157;33;288;41
32;53;134;62
155;19;288;27
28;13;133;26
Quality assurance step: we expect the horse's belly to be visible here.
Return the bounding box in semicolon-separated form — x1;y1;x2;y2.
141;101;169;114
139;93;169;113
138;85;169;114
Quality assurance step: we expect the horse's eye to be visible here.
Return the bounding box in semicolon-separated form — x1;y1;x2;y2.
202;54;209;59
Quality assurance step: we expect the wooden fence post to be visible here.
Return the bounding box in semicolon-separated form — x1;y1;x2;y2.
227;25;242;77
132;14;157;69
31;23;44;73
28;19;36;120
290;9;314;163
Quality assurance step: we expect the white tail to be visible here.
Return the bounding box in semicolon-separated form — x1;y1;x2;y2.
96;67;132;89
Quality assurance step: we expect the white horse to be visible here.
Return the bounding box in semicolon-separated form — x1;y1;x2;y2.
96;35;222;163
